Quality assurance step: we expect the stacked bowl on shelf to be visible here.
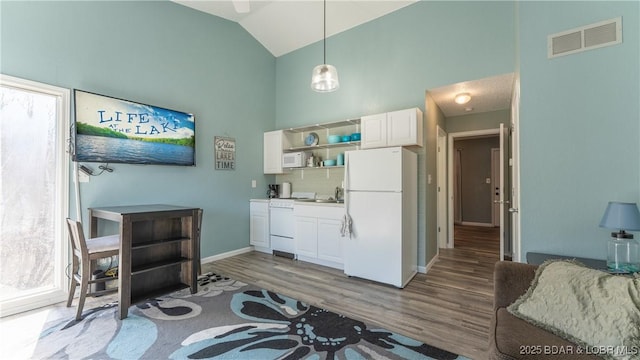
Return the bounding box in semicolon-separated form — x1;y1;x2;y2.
327;132;361;144
322;132;361;166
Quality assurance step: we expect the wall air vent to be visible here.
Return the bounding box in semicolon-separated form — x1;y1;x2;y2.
548;17;622;59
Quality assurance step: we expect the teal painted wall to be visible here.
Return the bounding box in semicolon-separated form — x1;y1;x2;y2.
5;0;630;265
1;1;276;258
275;1;516;266
518;1;640;259
275;1;516;127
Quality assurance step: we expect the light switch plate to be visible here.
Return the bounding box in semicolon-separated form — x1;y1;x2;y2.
251;180;257;188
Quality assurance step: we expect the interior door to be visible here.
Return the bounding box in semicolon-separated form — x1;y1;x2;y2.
499;123;512;261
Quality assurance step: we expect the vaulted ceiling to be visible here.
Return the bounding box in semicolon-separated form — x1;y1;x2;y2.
172;1;513;115
172;0;417;57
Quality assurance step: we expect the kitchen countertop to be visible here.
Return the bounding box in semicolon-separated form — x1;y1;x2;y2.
250;198;344;207
294;201;344;208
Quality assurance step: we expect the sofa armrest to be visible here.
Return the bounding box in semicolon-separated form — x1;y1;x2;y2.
493;261;538;309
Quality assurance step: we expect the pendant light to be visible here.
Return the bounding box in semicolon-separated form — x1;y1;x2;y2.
311;0;339;92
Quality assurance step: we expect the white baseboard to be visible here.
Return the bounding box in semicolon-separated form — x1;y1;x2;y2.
201;246;253;264
425;253;440;274
461;221;494;227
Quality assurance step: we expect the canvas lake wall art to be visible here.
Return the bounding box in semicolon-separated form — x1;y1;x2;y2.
73;90;195;166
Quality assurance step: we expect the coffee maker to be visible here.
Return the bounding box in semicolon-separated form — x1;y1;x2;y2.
267;184;280;199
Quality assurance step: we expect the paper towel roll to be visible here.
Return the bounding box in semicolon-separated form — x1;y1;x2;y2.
281;182;291;198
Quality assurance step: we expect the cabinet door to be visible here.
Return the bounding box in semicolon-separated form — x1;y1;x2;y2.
264;130;284;174
250;212;269;247
387;108;422;147
360;113;388;149
295;216;317;258
317;218;343;264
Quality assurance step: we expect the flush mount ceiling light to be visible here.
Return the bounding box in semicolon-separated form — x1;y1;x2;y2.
454;92;471;104
311;0;339;92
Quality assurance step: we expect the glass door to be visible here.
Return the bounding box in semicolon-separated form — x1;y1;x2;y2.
0;75;70;317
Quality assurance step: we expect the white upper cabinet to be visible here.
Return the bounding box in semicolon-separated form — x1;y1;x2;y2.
361;108;423;149
387;108;423;147
360;113;387;149
264;130;287;174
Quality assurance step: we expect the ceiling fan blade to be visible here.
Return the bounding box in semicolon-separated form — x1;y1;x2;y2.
232;0;251;14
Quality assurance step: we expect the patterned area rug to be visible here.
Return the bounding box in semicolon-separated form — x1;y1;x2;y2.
34;273;469;359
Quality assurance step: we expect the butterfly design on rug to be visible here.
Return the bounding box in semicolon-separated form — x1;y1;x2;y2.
170;289;461;360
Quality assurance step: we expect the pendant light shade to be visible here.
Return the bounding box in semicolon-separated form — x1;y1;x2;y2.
311;64;339;92
311;0;339;92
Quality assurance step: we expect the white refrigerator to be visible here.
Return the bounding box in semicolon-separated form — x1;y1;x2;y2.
343;147;418;288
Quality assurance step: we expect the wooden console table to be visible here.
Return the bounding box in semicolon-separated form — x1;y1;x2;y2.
89;204;199;319
526;252;607;270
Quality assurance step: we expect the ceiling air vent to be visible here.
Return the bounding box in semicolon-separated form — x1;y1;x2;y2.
548;17;622;59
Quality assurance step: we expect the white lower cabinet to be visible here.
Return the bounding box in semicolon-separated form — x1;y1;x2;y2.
317;219;343;263
295;216;318;258
250;201;270;251
294;205;344;269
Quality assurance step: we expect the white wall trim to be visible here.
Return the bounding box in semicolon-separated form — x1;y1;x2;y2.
0;74;70;318
436;126;448;250
201;247;254;264
419;253;439;274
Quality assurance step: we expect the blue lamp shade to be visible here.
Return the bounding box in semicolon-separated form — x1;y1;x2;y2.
599;202;640;232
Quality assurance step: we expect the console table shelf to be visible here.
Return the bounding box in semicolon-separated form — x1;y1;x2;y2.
132;237;190;250
131;257;190;275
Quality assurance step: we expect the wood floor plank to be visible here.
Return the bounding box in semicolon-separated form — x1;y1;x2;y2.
203;225;500;359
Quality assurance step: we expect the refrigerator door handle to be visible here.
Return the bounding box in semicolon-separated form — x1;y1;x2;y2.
341;154;352;238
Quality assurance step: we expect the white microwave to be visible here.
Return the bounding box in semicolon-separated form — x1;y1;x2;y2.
282;151;309;168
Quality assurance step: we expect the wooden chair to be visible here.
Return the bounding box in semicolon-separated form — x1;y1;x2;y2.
195;209;203;275
66;218;119;320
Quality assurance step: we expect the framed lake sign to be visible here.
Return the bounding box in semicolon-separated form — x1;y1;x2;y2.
214;136;235;170
73;89;195;166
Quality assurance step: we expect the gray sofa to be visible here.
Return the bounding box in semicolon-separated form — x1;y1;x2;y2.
488;261;600;360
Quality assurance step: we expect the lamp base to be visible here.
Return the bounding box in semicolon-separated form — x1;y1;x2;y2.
607;237;640;273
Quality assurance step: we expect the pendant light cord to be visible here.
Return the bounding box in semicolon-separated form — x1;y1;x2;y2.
323;0;326;65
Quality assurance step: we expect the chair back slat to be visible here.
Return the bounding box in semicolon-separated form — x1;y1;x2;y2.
66;218;88;254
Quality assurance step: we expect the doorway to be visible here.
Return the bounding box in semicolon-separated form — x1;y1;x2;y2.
428;73;519;263
447;129;504;257
0;75;70;317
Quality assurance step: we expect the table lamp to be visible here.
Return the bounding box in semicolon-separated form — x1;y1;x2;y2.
599;201;640;273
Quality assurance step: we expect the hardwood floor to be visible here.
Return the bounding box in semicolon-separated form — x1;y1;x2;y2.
203;225;500;360
454;224;500;255
1;225;499;360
